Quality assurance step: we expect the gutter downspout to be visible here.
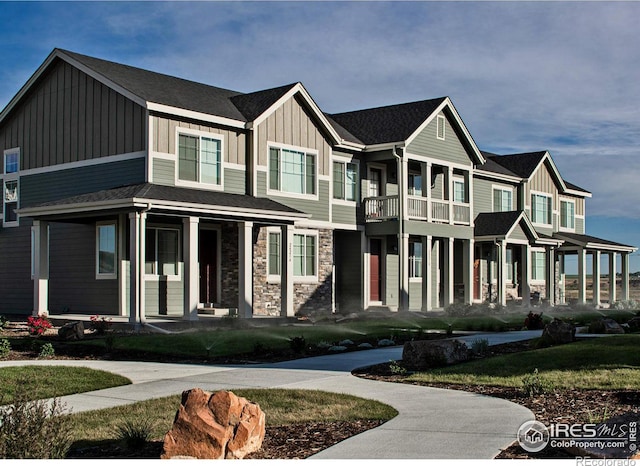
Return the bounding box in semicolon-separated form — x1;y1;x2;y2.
393;146;409;312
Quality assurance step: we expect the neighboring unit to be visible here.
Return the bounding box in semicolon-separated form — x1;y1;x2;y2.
0;49;635;322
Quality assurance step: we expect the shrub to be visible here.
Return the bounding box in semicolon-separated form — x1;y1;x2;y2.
521;368;553;397
289;336;306;354
524;311;545;330
0;315;7;330
114;418;155;449
444;302;472;317
89;314;112;335
470;338;490;357
38;342;55;359
612;300;640;311
26;315;52;336
0;381;72;458
388;360;407;375
0;339;10;359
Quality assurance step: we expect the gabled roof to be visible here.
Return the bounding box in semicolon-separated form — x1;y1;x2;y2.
474;210;537;240
328;98;447;146
18;183;308;223
485;151;547;179
477;152;520;178
230;83;298;121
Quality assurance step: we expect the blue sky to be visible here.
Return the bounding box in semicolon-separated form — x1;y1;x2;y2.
1;1;639;272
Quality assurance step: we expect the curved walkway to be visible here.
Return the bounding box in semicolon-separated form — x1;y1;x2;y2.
0;331;540;459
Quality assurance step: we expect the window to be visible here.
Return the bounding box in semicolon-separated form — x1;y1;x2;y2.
531;193;552;225
409;240;423;278
4;150;19;174
178;133;222;185
560;200;575;230
505;248;513;281
268;231;281;276
333;161;358;201
269;146;316;196
293;233;316;277
532;251;546;280
493;188;513;212
437;115;446;140
145;228;179;276
96;223;117;278
453;179;465;203
3;148;20;226
408;172;422;196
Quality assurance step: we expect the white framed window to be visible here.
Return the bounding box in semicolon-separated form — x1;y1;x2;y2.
145;227;180;276
531;192;552;225
333;160;358;201
453;178;465;203
269;144;317;197
267;230;281;280
96;222;117;279
505;248;514;282
560;200;575;230
177;131;223;187
3;147;20;227
293;232;317;280
408;172;422;196
493;187;513;212
409;239;423;279
531;250;546;281
436;115;446;140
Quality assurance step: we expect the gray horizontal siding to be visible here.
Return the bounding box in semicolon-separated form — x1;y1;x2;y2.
509;224;529;242
576;216;585;234
332;203;357;225
152;158;175;186
407;112;473;166
334;231;362;313
0;221;33;313
224;167;246;195
20;157;145;207
145;279;184;316
256;171;330;222
409;281;422;310
404;220;474;239
385;248;399;307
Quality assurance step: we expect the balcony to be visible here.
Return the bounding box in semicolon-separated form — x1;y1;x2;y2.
364;195;470;225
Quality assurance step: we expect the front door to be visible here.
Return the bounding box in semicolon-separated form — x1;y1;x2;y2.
199;229;218;305
370;239;382;302
369;168;382;197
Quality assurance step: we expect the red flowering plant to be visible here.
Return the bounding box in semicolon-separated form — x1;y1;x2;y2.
90;314;112;335
27;314;52;336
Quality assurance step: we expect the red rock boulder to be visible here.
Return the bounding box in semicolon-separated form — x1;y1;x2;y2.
161;388;266;459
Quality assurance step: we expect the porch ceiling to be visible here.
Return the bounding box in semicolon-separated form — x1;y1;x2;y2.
17;183;309;224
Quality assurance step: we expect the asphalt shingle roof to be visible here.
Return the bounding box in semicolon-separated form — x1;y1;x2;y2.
327;98;447;145
230;83;298;121
474;211;525;237
553;232;634;249
35;183;304;216
483;151;547;178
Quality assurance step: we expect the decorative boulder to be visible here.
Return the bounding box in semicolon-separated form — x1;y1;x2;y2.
58;321;84;341
377;339;396;347
338;339;355;347
541;319;575;345
588;318;625;334
402;339;470;370
357;342;374;349
161;388;265;459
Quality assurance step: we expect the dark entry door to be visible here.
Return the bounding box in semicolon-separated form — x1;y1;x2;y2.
199;229;218;305
370;239;382;302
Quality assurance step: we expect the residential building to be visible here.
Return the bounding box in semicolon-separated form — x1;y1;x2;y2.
0;49;635;322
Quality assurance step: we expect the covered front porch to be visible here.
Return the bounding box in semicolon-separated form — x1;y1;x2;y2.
21;183;309;324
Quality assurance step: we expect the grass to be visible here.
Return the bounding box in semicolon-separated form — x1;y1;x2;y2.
408;334;640;390
0;366;131;403
66;308;638;360
69;388;398;451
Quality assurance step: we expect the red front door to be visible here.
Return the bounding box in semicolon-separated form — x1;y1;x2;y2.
473;259;481;300
370;239;382;302
199;229;218;305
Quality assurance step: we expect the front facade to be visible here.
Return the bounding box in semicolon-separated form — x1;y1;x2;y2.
0;49;635;322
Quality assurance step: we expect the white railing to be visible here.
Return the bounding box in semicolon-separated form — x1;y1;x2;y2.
364;196;399;220
453;203;471;224
407;196;428;220
431;200;450;223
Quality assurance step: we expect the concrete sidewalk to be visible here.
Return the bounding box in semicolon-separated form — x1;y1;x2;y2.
0;330;541;459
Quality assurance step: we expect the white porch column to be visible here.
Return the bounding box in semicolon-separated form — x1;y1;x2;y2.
578;247;587;304
546;246;556;306
621;252;630;302
497;241;507;306
521;244;531;307
399;233;409;311
183;217;200;320
592;251;601;306
558;252;566;304
238;221;253;318
443;237;455;306
463;239;474;304
425;162;432;222
422;235;432;311
129;211;146;325
32;220;49;316
117;214;128;317
608;252;617;305
281;224;294;317
361;231;369;310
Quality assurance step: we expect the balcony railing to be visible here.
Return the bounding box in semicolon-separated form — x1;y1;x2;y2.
364;195;470;225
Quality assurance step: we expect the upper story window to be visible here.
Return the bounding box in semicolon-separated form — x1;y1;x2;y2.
453;178;465;203
436;115;446;140
408;172;422;196
531;193;552;225
560;200;575;230
3;148;20;227
178;133;222;186
333;160;358;201
493;187;513;212
269;146;316;197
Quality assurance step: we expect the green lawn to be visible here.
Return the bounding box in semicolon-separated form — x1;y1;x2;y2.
69;389;398;450
0;366;131;403
408;334;640;390
68;308;638;360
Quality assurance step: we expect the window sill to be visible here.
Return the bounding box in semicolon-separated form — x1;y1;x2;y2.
144;274;182;282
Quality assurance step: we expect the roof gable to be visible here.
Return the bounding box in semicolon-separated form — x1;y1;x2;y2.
474;210;538;241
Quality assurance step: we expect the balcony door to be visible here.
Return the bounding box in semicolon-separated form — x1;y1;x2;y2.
368;166;385;197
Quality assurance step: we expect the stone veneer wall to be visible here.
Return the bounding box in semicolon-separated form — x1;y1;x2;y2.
252;227;333;316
